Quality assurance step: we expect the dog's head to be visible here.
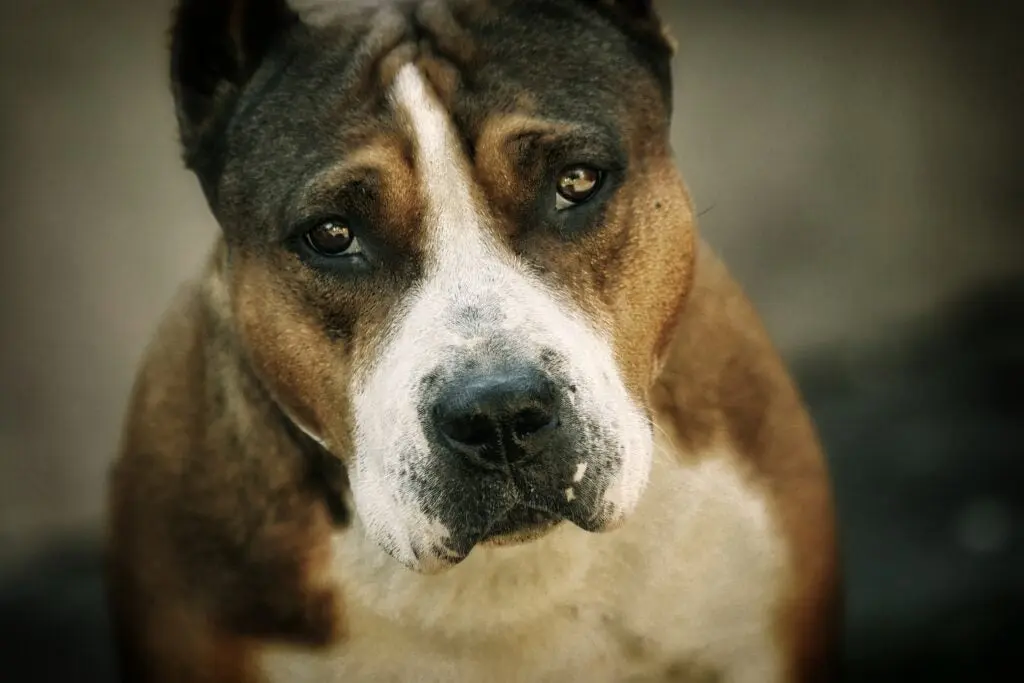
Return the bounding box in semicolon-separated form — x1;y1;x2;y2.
171;0;696;572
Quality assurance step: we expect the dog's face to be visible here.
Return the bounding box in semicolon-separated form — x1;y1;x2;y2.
172;0;696;572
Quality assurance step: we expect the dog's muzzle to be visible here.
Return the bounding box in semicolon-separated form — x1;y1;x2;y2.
418;359;603;547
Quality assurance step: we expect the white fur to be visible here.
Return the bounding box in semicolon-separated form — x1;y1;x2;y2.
258;63;786;682
259;430;788;682
286;0;415;28
344;64;653;572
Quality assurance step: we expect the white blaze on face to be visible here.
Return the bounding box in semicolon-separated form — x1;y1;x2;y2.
347;64;653;572
286;0;411;27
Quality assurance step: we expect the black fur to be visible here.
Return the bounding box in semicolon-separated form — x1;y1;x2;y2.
169;0;674;231
170;0;299;203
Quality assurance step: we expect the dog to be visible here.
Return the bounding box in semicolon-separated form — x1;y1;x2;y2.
105;1;841;681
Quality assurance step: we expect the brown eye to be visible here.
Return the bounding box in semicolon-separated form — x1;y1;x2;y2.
556;165;603;209
304;219;360;257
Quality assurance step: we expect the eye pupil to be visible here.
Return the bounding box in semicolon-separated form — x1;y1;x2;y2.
556;166;602;205
305;220;355;256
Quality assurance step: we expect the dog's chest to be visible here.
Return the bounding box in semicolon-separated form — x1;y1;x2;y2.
258;441;788;683
262;602;666;683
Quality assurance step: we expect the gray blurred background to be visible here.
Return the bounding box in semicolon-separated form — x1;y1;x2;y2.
1;0;1021;680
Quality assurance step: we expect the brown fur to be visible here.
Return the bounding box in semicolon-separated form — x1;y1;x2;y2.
471;94;696;403
109;1;839;680
652;247;840;682
109;242;839;682
227;136;426;446
107;248;350;681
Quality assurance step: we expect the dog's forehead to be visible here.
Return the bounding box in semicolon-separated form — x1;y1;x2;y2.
217;0;668;237
298;0;660;125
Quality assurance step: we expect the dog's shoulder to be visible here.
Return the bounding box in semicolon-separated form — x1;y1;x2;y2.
652;240;842;682
112;242;240;498
107;243;348;681
654;240;823;473
109;254;213;526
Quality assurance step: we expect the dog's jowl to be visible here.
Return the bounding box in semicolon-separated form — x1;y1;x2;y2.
106;1;841;682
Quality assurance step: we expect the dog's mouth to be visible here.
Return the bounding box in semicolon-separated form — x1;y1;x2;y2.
442;465;611;555
477;504;562;546
397;451;627;570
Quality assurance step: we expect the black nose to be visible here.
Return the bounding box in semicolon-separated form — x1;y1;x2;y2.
431;367;560;469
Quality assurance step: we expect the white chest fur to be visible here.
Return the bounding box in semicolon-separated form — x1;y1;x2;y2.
259;434;789;683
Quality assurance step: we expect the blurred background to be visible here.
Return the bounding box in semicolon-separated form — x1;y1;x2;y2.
0;0;1020;680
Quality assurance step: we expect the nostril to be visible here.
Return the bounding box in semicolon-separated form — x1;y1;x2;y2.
430;366;562;467
512;407;556;438
437;411;495;448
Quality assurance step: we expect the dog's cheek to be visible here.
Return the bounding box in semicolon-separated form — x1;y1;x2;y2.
229;256;355;451
603;157;697;400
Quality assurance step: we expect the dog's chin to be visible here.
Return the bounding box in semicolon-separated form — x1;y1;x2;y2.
391;503;637;575
377;449;652;574
477;523;561;548
477;505;563;548
393;507;563;574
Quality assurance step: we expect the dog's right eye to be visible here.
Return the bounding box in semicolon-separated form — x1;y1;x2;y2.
303;219;363;258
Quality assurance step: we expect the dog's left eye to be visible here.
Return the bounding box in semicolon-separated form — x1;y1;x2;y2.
303;219;363;257
555;165;604;211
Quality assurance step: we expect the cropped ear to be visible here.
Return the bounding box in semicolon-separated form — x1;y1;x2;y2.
578;0;676;106
582;0;676;55
602;0;655;16
170;0;298;194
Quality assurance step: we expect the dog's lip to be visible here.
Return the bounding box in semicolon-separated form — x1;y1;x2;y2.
476;502;562;544
433;468;607;558
419;507;562;569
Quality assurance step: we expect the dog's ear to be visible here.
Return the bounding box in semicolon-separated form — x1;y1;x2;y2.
170;0;298;188
601;0;656;17
582;0;676;54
